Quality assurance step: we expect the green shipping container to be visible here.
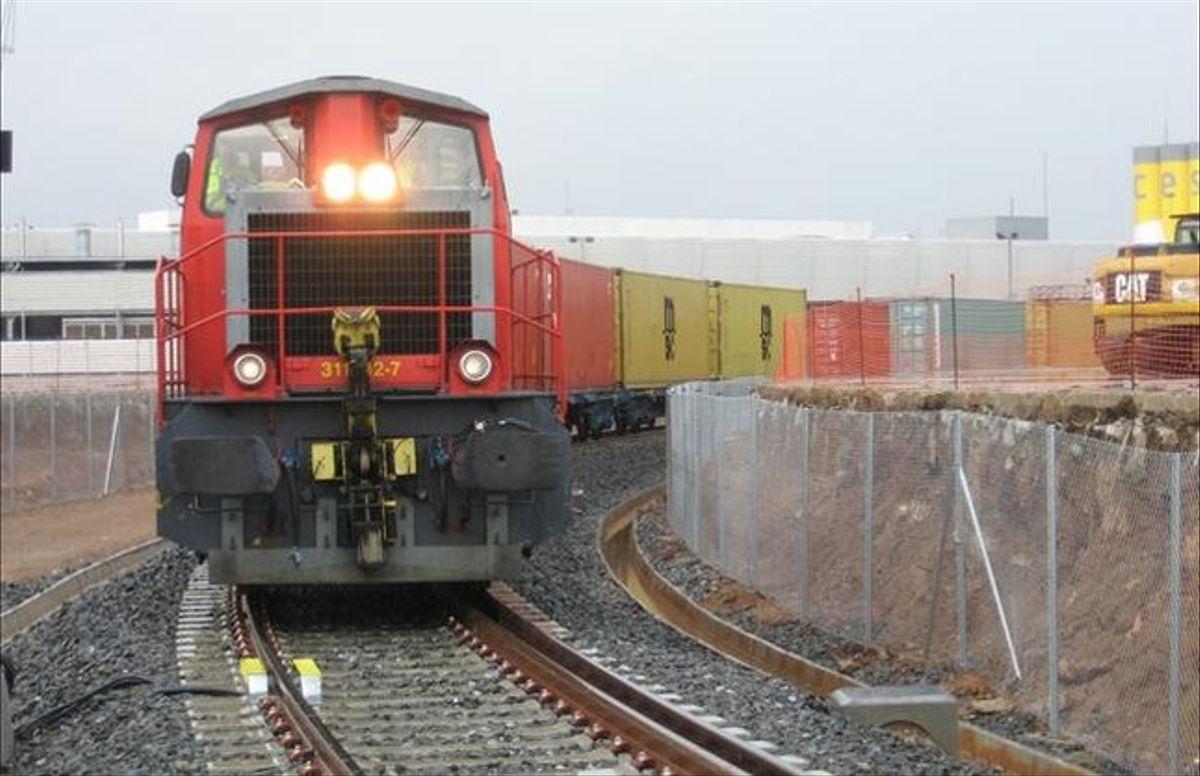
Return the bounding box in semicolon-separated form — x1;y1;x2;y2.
709;282;807;378
890;298;1026;375
614;269;711;388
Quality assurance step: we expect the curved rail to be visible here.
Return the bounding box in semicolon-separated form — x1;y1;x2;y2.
1;539;169;644
237;590;363;776
243;576;806;775
451;587;804;775
599;485;1094;776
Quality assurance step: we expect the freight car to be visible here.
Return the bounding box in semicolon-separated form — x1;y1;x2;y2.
560;266;806;438
155;77;570;585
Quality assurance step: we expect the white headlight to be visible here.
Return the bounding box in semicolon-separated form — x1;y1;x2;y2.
359;162;398;202
458;349;493;384
1170;278;1199;301
321;162;356;203
233;352;268;387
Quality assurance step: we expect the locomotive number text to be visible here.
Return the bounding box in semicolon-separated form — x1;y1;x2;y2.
318;358;403;379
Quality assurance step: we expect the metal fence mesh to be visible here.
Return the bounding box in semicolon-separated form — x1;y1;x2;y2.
666;380;1200;774
1;390;155;512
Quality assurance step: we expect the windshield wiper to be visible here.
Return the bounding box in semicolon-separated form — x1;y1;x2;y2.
259;117;304;178
389;119;426;163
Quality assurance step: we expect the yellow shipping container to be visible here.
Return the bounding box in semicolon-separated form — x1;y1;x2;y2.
1189;143;1199;216
708;282;807;378
1161;144;1194;226
613;269;710;388
1133;142;1200;243
1025;299;1101;368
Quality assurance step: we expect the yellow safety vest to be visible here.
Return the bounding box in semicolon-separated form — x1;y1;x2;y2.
205;157;225;212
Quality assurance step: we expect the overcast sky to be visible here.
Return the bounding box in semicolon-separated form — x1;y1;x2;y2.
0;1;1196;241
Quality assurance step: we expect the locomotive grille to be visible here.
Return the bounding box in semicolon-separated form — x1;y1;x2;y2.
246;210;472;356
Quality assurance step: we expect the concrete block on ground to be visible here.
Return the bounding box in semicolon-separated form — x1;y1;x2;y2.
830;684;958;757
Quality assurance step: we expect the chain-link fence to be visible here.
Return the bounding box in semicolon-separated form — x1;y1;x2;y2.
666;380;1199;774
0;390;155;512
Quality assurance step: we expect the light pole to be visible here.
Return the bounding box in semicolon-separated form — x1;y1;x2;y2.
996;230;1018;300
567;235;594;262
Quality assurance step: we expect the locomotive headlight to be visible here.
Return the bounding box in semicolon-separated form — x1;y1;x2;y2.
458;349;493;384
321;162;356;203
1170;278;1199;301
359;162;398;202
232;352;268;387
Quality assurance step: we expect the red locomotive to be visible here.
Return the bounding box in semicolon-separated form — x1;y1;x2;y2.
156;77;569;584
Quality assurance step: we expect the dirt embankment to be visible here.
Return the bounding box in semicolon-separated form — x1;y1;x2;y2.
749;382;1199;772
760;384;1200;451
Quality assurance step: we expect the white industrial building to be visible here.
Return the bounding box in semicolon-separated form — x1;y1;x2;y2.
1;214;1117;375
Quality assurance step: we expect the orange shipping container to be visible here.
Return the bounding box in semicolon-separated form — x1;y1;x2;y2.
807;301;892;379
1025;299;1102;368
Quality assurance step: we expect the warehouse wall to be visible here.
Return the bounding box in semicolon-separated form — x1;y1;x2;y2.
541;236;1117;300
0;339;156;375
3;225;1119;318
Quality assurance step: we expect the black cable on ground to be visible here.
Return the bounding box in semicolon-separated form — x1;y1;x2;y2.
13;676;241;739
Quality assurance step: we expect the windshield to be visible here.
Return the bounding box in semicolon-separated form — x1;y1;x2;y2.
204;117;305;214
386;117;482;190
1174;215;1199;245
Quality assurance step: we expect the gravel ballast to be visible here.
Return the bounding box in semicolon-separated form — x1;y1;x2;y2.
1;568;77;612
4;431;1021;775
2;549;202;775
517;432;993;775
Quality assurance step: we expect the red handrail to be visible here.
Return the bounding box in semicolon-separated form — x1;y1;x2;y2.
155;228;566;422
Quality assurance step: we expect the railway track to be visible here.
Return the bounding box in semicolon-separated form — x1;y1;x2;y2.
217;580;813;776
599;485;1094;776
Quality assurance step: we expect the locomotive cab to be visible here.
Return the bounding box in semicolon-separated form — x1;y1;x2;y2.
155;77;569;584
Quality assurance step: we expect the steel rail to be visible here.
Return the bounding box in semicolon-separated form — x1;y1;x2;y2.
449;588;804;776
599;485;1094;776
238;590;363;776
1;539;169;644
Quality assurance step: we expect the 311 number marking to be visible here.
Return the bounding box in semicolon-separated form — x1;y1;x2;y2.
318;358;403;379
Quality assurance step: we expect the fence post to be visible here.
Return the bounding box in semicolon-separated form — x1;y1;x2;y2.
856;286;866;386
1168;453;1182;776
957;465;1022;680
718;402;729;572
1045;424;1060;734
690;394;700;552
5;398;15;511
49;394;58;502
954;411;968;666
863;412;875;643
102;401;122;496
797;406;810;618
748;400;760;588
1128;247;1137;390
148;393;155;480
950;274;960;391
85;392;95;493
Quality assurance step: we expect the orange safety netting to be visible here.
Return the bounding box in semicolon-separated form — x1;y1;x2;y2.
775;288;1199;389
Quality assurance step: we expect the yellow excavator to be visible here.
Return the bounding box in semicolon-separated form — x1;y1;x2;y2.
1092;212;1200;376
